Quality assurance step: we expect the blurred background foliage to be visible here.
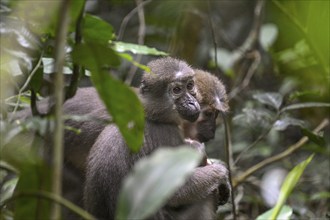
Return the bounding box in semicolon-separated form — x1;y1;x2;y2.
0;0;329;219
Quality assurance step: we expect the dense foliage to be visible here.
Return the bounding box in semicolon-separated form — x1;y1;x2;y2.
0;0;329;219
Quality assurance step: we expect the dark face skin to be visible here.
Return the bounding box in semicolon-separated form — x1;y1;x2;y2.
169;77;200;122
182;106;219;143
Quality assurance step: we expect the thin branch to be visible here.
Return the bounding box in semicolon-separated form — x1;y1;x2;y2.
233;118;329;188
228;50;261;100
9;55;43;121
234;113;280;165
66;0;86;100
125;0;147;85
51;0;71;218
228;0;264;100
221;112;236;220
206;0;220;76
117;0;152;41
1;191;96;220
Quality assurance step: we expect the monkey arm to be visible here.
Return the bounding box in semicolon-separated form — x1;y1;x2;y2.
166;163;229;207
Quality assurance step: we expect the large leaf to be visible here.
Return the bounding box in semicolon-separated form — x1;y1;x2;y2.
83;14;115;45
256;205;292;220
112;41;168;56
71;43;144;152
253;93;283;110
281;102;330;112
270;154;314;220
116;147;202;220
1;135;51;219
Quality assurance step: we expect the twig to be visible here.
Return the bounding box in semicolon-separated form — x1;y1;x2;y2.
50;0;71;218
66;1;86;100
9;55;43;121
228;0;264;100
125;0;147;85
234;113;280;165
228;50;261;100
206;0;220;76
221;112;236;220
117;0;151;41
233;118;329;188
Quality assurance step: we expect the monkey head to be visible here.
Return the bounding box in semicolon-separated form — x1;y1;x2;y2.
182;70;228;142
140;57;201;124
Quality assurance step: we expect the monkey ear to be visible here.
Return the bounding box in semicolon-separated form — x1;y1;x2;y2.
214;97;225;112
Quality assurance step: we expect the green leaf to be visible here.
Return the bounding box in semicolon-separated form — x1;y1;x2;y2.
116;147;202;220
273;117;305;131
281;102;330;112
118;53;151;72
256;205;292;220
301;128;325;147
270;154;314;220
71;43;144;152
83;14;115;45
112;41;168;56
1;135;51;219
253;93;283;110
72;43;120;68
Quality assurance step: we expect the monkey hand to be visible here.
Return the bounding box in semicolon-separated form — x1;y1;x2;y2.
216;164;230;206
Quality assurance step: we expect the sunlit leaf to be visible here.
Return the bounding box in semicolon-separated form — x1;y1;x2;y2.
270;154;314;220
281;102;330;112
253;93;283;110
233;108;273;129
260;23;278;49
256;205;292;220
112;41;168;56
273;117;305;131
71;43;144;152
118;53;150;72
116;147;202;220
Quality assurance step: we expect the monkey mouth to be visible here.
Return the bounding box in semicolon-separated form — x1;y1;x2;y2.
181;111;200;122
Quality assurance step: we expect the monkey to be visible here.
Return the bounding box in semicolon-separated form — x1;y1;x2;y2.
182;69;229;143
83;57;229;220
10;59;230;220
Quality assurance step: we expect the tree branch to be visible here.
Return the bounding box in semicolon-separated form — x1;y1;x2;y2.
233;118;329;188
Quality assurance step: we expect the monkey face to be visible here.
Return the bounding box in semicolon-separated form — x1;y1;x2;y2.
195;107;219;142
182;106;220;142
170;78;200;122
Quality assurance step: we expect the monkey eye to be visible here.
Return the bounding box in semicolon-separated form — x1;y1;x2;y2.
186;81;194;90
172;86;182;94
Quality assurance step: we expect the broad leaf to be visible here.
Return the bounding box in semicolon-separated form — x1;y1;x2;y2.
253;93;283;110
83;14;115;44
270;154;314;220
112;41;168;56
273;117;305;131
281;102;330;112
71;43;144;152
256;205;292;220
116;147;202;220
1;135;51;219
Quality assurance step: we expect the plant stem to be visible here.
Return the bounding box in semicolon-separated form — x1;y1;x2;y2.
51;0;71;219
